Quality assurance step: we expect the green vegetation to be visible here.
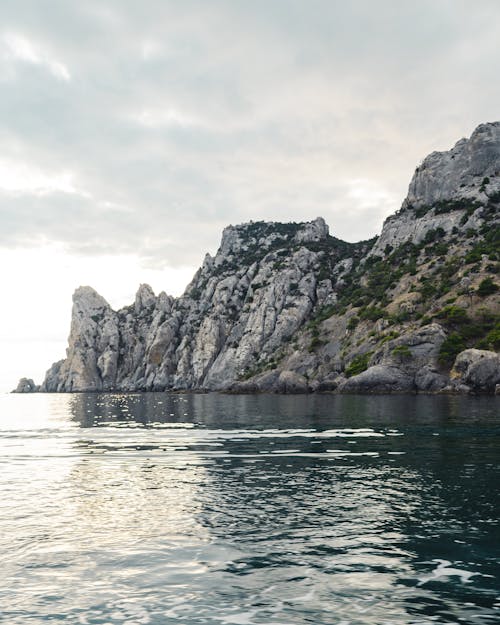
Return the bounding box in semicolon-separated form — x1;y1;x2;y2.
307;236;371;283
477;277;499;297
379;331;400;345
415;205;432;218
240;353;281;380
347;316;359;330
460;206;476;225
309;239;422;320
228;202;500;370
308;336;325;352
391;345;412;360
244;221;303;240
434;305;468;325
418;258;461;301
433;198;482;215
465;225;500;263
480;177;490;193
434;306;500;365
413;198;481;217
438;333;466;366
425;241;448;257
345;352;372;377
211;221;307;275
306;304;339;331
359;306;386;321
479;325;500;350
423;227;445;243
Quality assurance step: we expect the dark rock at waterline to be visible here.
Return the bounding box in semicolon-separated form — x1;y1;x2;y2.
339;365;415;394
12;378;39;393
452;349;500;393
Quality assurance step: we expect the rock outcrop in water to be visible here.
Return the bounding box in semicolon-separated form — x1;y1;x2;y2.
15;122;500;394
13;378;39;393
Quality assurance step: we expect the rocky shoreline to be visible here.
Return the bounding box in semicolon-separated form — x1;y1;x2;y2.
14;122;500;396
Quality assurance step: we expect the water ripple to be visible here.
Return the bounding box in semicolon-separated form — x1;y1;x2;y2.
0;392;499;624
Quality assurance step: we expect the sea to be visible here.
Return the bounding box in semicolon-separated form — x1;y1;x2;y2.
0;392;499;625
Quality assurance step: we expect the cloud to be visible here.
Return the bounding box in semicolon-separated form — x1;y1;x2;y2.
0;158;82;195
2;31;70;80
0;0;499;267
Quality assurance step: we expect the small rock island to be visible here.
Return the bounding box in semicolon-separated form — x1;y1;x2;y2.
16;122;500;394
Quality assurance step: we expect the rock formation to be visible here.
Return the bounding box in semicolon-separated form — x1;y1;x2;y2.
451;349;500;393
39;217;361;392
14;122;500;394
371;121;500;255
13;378;39;393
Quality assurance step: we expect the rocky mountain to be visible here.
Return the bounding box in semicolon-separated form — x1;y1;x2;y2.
16;122;500;394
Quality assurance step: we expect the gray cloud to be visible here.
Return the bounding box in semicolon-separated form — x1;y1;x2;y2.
1;0;500;266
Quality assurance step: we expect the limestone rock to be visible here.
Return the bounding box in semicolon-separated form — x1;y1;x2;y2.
373;323;446;371
340;365;415;394
38;219;344;392
414;366;448;392
452;349;500;393
41;360;64;392
315;374;345;392
276;370;309;394
135;283;156;314
406;122;500;208
21;121;499;396
371;121;500;256
42;287;119;392
294;217;329;243
13;378;39;393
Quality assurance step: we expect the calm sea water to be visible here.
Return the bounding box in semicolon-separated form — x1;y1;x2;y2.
0;392;499;625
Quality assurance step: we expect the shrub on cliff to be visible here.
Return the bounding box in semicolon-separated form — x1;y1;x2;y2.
392;345;412;361
438;333;466;366
345;352;372;377
477;277;499;296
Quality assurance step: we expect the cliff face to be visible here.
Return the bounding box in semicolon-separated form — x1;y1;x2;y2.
27;122;500;394
371;121;500;256
42;218;369;392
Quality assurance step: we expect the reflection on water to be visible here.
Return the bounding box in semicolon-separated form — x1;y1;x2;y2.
0;392;499;624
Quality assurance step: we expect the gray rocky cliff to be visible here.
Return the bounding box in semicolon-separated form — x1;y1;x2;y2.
407;122;500;208
42;287;120;392
30;121;500;395
41;218;364;392
371;121;500;256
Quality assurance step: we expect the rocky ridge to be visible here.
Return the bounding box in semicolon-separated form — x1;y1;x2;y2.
16;122;500;394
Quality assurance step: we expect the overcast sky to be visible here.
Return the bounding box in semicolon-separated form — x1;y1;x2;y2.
1;0;500;391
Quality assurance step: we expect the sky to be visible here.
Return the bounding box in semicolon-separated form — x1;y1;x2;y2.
1;0;499;391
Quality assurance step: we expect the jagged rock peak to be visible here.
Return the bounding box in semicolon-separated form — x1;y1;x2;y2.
73;286;110;311
404;120;500;209
371;121;500;256
294;217;329;243
135;283;156;313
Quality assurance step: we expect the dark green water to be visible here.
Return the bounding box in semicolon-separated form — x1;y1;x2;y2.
0;393;499;624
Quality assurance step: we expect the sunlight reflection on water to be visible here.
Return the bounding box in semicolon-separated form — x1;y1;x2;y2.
0;392;499;624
